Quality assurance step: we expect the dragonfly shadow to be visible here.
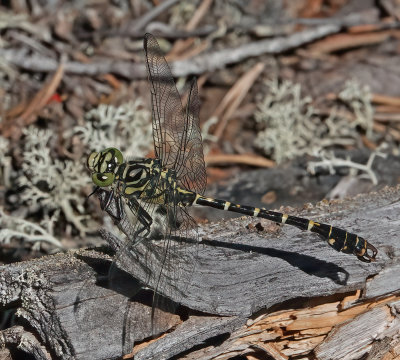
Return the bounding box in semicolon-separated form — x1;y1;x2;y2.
74;251;182;352
200;238;350;286
74;251;180;311
151;234;349;285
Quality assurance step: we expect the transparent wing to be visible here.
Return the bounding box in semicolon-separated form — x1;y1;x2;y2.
97;183;198;335
110;195;198;308
178;79;207;195
144;33;207;195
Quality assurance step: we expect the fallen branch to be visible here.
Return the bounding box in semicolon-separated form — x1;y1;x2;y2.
0;24;341;78
1;62;64;139
211;62;265;141
204;153;275;168
1;184;399;359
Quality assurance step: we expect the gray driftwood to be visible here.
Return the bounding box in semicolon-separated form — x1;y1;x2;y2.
1;185;400;360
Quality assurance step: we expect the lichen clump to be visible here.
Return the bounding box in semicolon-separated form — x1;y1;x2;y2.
0;99;152;252
74;99;152;158
254;79;374;164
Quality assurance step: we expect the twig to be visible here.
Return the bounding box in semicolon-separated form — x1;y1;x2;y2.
204;153;274;168
307;31;393;53
212;62;265;141
130;0;180;33
186;0;213;31
372;93;400;107
0;47;146;78
172;24;341;76
374;113;400;122
90;8;379;40
169;0;213;57
0;24;340;78
95;23;217;40
287;9;379;27
2;62;64;139
307;151;386;185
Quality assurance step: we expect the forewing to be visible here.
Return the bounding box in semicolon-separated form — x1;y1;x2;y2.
144;33;186;169
144;34;206;195
176;78;207;195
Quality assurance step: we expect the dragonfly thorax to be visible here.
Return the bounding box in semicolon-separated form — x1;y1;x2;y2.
87;147;124;187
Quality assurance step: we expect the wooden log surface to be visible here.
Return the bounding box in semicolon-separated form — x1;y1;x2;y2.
1;185;400;360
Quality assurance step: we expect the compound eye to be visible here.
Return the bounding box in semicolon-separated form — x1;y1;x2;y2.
103;148;124;165
92;173;115;187
107;162;115;172
87;152;99;171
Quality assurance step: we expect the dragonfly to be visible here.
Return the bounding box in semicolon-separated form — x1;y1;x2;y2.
87;33;378;317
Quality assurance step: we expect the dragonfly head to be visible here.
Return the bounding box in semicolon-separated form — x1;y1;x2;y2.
87;148;124;187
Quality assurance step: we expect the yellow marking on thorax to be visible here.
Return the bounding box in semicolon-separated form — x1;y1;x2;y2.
193;193;202;204
307;220;315;231
329;226;332;237
224;202;231;211
178;187;194;195
253;208;260;216
282;214;288;224
328;238;336;246
122;165;129;179
124;182;148;195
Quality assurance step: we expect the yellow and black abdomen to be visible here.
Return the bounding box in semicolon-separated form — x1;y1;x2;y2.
193;194;377;262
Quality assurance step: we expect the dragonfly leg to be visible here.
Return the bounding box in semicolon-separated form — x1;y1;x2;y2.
88;186;100;198
101;189;115;212
110;195;124;223
95;188;125;224
127;197;153;238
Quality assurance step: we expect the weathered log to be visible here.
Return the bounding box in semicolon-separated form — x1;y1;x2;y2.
1;185;400;360
0;326;50;360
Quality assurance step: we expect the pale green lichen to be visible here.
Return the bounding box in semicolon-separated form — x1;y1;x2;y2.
5;100;151;249
17;126;92;237
255;79;319;164
73;99;152;158
0;135;11;187
255;79;375;164
338;79;374;138
201;116;218;156
213;0;243;29
0;207;63;249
